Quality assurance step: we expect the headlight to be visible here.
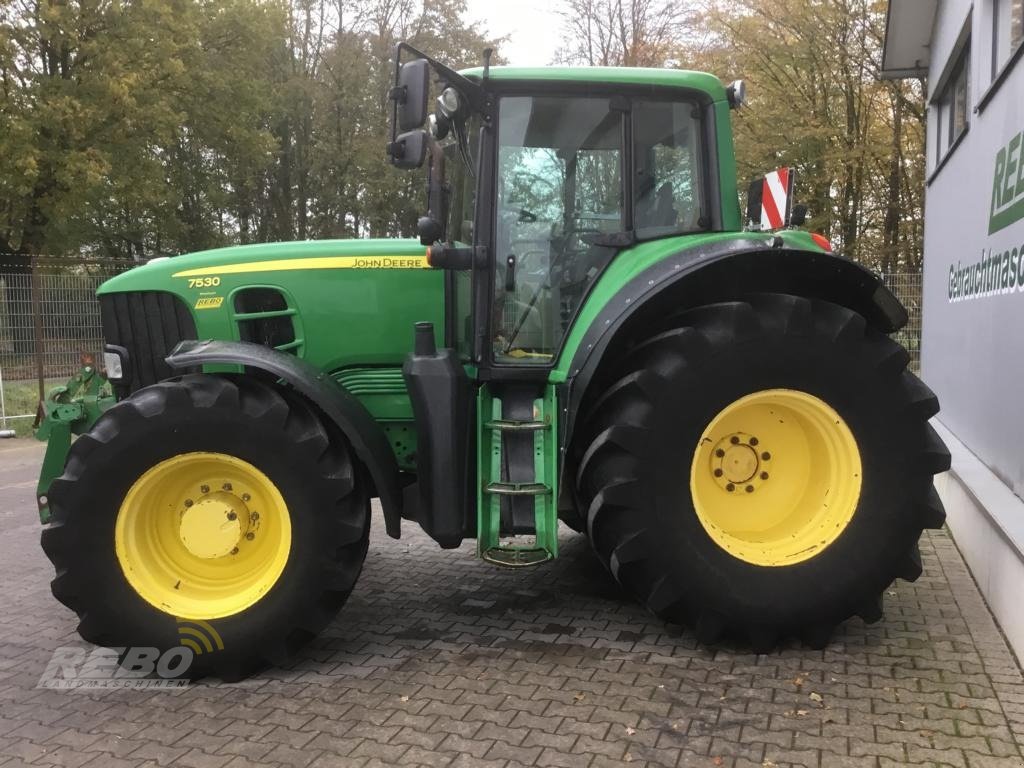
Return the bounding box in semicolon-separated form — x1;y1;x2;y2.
103;345;127;381
437;87;461;118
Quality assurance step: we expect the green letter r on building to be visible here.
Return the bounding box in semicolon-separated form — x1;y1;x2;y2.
990;131;1024;235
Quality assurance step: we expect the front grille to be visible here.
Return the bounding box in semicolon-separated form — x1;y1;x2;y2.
99;291;197;394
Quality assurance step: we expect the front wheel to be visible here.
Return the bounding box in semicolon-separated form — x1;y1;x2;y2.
42;374;369;680
575;294;950;650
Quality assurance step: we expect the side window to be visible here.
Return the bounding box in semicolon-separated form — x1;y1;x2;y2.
633;101;704;239
993;0;1024;79
933;45;970;167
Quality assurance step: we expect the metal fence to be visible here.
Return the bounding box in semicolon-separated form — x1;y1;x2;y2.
0;257;132;434
0;259;924;435
881;271;923;374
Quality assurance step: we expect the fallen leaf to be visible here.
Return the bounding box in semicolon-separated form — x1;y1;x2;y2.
625;726;637;736
809;692;823;703
796;709;809;716
624;753;633;763
793;676;805;686
713;758;724;766
573;693;586;702
399;695;409;702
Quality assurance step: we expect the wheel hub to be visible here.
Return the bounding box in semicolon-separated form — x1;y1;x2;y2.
711;433;770;493
178;492;250;559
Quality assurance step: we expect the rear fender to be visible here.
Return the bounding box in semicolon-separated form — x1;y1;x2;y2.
166;340;403;538
559;243;907;483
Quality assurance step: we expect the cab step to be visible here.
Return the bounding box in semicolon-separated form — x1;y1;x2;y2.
481;545;553;567
477;385;559;568
485;419;549;432
484;482;551;496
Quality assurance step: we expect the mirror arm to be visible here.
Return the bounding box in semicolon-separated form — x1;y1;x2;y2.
394;42;490;117
419;134;449;245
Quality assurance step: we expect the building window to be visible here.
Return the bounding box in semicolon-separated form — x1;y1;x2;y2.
993;0;1024;79
934;46;970;165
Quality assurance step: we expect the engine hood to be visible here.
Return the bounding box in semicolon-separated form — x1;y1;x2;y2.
97;239;427;295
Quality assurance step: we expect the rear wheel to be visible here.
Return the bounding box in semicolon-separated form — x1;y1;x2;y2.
575;294;949;650
42;374;369;680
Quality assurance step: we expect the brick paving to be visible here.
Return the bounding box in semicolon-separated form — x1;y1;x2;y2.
1;439;1023;768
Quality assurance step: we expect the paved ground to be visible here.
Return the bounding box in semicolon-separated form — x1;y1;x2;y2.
1;440;1023;768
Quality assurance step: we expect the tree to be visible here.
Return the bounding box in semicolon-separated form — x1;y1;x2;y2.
555;0;927;273
688;0;925;271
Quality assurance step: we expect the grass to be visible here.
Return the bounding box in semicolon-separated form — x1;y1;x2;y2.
0;377;67;438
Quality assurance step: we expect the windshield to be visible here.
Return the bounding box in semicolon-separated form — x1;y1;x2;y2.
445;114;480;246
445;115;480;359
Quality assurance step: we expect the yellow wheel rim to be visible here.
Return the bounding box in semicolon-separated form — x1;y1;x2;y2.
689;389;861;566
115;452;292;620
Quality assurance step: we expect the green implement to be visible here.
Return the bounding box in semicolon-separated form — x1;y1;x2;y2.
34;355;114;523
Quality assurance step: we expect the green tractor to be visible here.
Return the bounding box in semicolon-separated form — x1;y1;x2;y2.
37;45;949;679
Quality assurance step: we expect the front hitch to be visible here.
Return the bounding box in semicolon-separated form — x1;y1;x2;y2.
34;354;115;523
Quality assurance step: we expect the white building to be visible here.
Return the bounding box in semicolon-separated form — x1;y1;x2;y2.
883;0;1024;658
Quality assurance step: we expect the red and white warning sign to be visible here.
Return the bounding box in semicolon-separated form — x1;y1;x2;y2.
759;167;793;230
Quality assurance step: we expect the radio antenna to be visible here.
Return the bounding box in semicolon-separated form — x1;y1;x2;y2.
482;47;493;81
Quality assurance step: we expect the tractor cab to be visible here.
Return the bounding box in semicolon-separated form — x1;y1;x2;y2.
387;45;737;565
388;44;729;369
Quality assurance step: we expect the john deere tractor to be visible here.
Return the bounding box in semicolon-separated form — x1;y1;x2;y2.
37;44;949;679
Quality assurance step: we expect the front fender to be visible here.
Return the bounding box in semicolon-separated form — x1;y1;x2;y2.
166;340;403;538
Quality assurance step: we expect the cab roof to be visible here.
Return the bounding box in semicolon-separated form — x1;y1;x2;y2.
458;66;728;102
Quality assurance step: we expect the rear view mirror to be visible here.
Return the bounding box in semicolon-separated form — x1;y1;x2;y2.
790;204;808;227
395;59;430;131
389;130;428;169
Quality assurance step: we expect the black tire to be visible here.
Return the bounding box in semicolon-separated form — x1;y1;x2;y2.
575;294;949;651
41;374;369;680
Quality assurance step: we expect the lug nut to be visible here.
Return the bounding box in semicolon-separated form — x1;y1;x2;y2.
230;547;239;555
715;448;725;458
184;499;193;508
745;485;754;493
726;483;735;492
200;484;209;494
713;468;723;477
222;482;233;491
760;472;769;480
761;452;771;461
250;512;259;521
730;436;740;445
245;532;255;540
749;437;759;446
241;493;251;502
226;512;237;521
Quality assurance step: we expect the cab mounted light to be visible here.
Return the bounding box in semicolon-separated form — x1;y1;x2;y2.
811;233;833;252
727;79;746;109
437;87;461;118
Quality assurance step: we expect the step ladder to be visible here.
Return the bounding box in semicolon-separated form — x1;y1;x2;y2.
477;385;559;567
